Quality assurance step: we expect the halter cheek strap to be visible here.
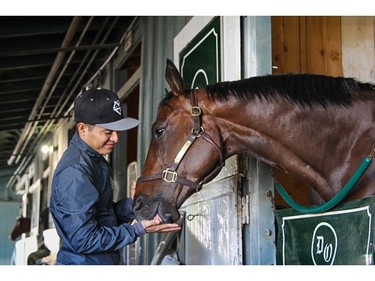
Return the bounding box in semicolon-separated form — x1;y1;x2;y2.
136;89;225;193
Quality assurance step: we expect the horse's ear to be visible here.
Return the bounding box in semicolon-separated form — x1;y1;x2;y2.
165;59;184;96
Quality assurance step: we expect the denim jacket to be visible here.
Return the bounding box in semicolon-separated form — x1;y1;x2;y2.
49;132;144;265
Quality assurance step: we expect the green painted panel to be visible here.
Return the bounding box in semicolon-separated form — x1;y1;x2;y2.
179;17;221;88
275;196;375;265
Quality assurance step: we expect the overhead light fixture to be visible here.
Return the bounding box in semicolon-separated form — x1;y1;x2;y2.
41;145;56;154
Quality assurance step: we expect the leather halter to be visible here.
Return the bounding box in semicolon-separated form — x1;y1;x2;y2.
136;89;225;193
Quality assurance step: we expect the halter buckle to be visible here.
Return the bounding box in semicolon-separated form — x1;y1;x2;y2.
191;106;202;116
162;168;177;183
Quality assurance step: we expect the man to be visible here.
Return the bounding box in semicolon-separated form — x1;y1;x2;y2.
49;88;180;265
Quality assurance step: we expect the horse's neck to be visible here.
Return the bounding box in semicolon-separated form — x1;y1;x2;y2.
213;97;374;156
209;97;375;200
212;98;298;154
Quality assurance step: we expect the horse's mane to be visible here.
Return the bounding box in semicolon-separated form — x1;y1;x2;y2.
204;74;374;108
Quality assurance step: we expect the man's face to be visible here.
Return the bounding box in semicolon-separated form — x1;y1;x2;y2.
79;124;119;155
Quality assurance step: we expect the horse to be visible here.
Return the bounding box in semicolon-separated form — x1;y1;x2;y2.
10;216;31;240
133;59;375;223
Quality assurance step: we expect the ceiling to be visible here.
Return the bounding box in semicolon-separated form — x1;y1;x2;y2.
0;16;136;201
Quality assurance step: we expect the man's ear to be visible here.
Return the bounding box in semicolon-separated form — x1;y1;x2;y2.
76;122;88;136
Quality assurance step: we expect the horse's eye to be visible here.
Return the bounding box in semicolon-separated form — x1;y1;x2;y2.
154;128;165;139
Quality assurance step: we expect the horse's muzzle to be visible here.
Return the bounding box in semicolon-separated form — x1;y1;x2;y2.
133;196;180;223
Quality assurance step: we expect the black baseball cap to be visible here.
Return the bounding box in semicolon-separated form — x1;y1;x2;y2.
74;88;139;131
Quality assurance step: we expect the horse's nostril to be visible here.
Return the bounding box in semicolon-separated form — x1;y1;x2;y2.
163;213;173;223
133;196;144;212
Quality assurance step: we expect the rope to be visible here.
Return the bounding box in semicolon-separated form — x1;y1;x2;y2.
275;156;373;214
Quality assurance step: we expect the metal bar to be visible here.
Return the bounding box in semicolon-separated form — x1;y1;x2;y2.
7;16;82;166
0;43;122;57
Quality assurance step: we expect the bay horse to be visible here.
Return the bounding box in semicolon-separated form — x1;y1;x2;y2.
133;59;375;223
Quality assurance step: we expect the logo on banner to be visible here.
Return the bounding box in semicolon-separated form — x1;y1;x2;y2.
311;222;338;265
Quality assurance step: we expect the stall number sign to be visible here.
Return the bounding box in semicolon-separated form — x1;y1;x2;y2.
275;197;375;265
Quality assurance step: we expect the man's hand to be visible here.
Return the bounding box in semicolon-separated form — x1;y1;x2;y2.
144;224;182;233
130;181;136;200
141;214;181;233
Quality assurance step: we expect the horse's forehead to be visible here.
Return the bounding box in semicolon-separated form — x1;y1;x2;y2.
158;96;190;117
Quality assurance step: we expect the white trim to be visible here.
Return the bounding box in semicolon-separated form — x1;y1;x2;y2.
173;16;215;69
221;16;241;81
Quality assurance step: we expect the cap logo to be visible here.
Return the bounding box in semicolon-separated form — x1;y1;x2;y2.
113;100;122;115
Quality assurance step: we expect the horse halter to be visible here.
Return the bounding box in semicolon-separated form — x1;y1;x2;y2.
137;89;225;193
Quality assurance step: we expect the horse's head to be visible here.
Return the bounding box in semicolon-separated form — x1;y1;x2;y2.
10;216;31;240
133;59;225;223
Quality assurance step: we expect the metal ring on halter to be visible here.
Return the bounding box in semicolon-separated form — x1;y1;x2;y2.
192;126;204;137
191;106;202;116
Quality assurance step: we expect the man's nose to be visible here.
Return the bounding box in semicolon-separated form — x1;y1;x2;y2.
110;131;119;142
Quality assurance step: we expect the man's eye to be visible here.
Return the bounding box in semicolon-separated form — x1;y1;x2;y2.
154;128;165;139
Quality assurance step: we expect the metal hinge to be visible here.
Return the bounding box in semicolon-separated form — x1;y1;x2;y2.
241;194;250;225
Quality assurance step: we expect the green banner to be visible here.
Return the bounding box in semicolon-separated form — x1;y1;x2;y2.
275;196;375;265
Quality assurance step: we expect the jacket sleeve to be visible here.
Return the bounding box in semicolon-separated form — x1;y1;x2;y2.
50;165;145;254
113;197;136;224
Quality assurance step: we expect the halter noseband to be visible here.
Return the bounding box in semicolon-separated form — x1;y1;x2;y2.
136;89;225;192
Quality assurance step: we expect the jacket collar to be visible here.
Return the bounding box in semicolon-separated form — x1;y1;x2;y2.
71;131;102;158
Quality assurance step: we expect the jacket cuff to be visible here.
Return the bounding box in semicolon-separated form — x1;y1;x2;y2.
132;221;146;236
